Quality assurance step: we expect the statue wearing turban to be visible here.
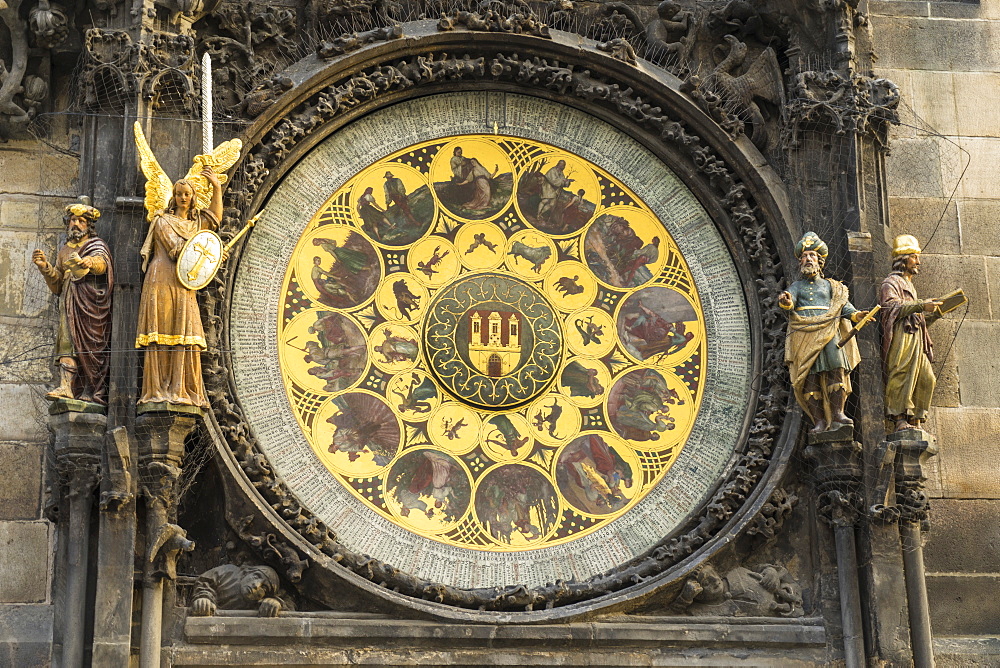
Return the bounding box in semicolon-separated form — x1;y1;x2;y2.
879;235;944;433
779;232;872;434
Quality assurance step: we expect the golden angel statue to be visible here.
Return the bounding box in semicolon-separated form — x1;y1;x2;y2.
133;121;241;410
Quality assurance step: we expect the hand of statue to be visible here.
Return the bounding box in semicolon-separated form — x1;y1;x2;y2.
680;578;703;601
190;597;216;616
922;299;943;313
852;309;874;323
257;597;282;617
778;291;793;310
201;166;221;188
32;249;49;270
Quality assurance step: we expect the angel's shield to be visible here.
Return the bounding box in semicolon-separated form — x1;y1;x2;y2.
176;230;224;290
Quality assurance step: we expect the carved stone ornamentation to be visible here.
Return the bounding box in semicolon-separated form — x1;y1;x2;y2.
236;516;310;583
100;426;134;512
196;1;298;118
438;0;551;38
1;0;56;136
669;563;805;618
317;25;403;60
202;43;791;612
783;70;900;148
79;29;140;111
190;563;290;617
596;38;638;66
237;74;293;119
746;487;798;540
28;0;69;49
891;429;937;527
136;413;199;581
141;32;197;112
602;0;790;149
803;435;863;528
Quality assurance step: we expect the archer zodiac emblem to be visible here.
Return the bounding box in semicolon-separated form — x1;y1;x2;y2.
484;415;531;458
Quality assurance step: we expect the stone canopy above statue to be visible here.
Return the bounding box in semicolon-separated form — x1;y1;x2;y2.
229;92;753;591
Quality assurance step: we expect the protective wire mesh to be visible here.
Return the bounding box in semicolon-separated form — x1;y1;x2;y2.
4;0;968;538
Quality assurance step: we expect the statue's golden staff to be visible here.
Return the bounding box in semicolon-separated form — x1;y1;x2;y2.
837;304;881;349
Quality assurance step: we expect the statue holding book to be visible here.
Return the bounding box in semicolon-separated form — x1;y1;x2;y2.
879;235;965;433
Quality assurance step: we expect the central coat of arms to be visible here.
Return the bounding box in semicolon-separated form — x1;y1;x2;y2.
424;273;562;410
467;310;522;377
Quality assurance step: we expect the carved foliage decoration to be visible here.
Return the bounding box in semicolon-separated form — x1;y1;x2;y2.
196;1;298;118
203;44;790;612
783;70;900;148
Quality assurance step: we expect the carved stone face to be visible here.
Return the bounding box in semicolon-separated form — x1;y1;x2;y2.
697;566;726;602
240;572;272;602
903;252;921;275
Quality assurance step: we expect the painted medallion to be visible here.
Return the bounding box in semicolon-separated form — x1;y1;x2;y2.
276;134;707;552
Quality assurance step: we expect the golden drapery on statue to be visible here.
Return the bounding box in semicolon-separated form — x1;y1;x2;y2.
133;121;241;410
135;209;220;408
784;279;861;421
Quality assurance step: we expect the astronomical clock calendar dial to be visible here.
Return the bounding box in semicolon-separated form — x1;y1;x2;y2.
232;94;750;589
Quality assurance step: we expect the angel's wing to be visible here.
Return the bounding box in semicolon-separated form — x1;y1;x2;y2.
185;138;243;211
133;121;173;222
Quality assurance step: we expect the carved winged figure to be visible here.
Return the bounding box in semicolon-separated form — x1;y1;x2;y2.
133;121;241;409
705;34;785;149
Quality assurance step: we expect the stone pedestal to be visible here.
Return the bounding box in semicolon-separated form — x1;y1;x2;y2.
803;430;865;668
135;413;199;668
49;409;105;668
887;428;937;668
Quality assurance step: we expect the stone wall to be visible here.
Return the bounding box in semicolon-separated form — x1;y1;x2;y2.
871;0;1000;646
0;113;80;664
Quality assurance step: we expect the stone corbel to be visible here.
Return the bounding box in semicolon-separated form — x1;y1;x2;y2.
782;70;900;149
100;426;134;512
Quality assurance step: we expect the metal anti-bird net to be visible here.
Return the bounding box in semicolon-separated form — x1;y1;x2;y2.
7;0;969;539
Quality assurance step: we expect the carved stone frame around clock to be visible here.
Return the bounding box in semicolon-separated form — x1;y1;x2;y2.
198;22;799;622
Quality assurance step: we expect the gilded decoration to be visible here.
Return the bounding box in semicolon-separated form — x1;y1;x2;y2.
277;134;707;551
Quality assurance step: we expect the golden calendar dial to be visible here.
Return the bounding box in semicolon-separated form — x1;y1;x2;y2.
276;134;706;551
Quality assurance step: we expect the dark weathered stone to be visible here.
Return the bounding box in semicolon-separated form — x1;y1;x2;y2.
927;575;1000;636
924;499;1000;573
0;442;43;520
0;604;53;667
